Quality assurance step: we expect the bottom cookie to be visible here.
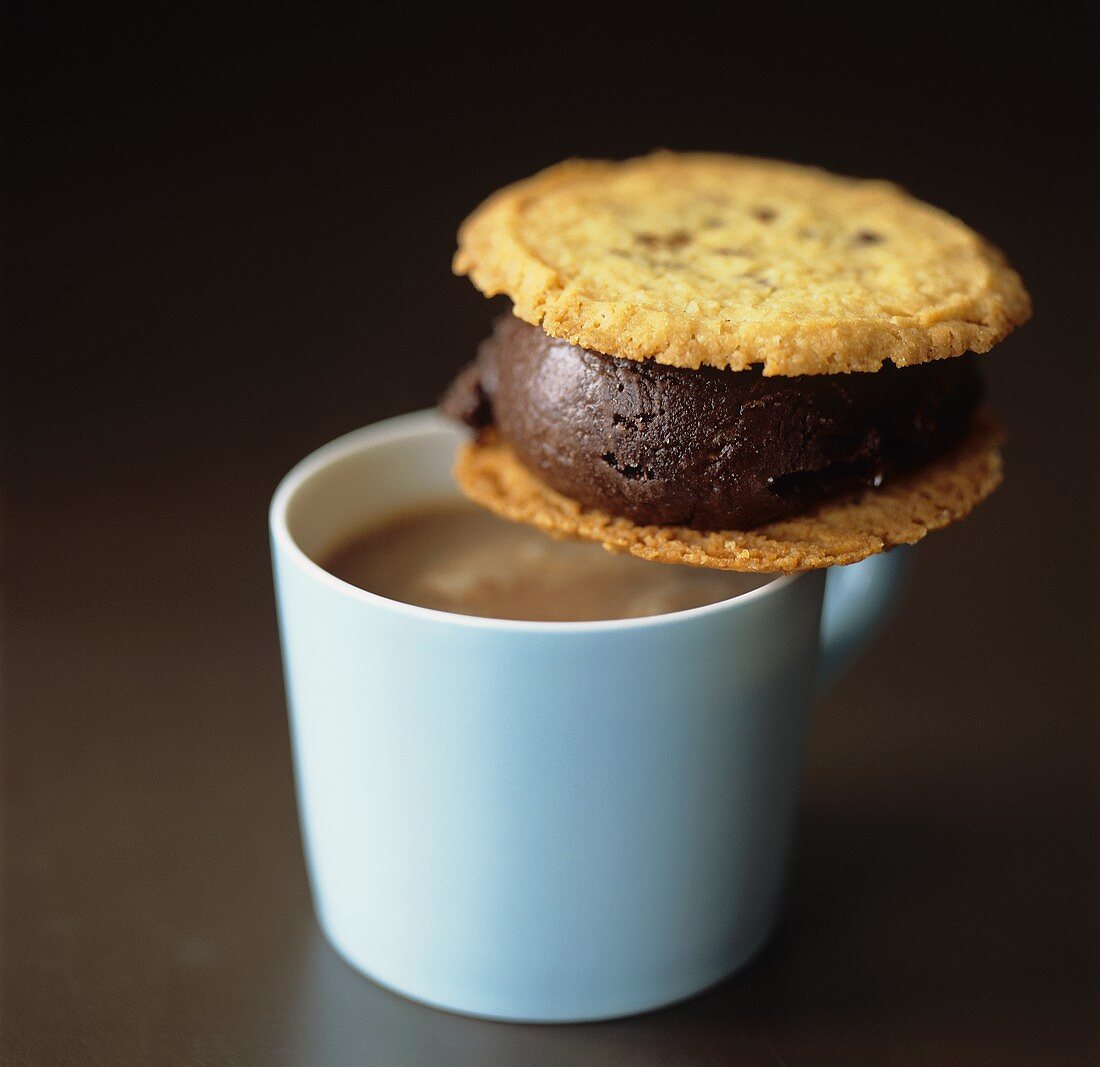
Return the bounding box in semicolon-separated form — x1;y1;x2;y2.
453;410;1005;573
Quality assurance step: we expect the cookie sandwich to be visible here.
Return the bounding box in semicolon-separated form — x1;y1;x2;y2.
442;153;1030;572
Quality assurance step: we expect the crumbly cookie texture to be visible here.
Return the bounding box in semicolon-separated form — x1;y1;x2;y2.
454;153;1030;375
453;412;1005;573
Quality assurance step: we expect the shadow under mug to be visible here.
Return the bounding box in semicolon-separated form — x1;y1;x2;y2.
270;410;908;1023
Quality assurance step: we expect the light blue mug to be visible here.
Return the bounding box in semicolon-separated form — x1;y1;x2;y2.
271;410;907;1023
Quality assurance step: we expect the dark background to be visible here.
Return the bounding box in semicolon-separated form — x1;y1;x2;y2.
3;7;1097;1065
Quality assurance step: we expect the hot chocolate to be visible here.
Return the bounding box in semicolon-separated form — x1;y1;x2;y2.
322;500;771;622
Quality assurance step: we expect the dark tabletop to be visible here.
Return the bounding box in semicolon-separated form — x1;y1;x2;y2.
3;9;1098;1065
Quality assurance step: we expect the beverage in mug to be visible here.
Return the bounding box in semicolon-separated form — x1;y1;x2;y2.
322;500;772;623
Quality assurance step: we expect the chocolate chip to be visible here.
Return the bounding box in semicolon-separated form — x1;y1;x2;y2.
714;246;748;256
751;207;777;222
855;229;883;244
634;230;692;249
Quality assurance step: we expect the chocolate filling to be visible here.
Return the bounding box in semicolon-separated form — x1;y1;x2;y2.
442;315;983;530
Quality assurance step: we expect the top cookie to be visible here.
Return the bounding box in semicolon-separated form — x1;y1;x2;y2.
454;152;1030;375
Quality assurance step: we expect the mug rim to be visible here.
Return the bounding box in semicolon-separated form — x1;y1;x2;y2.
269;409;804;633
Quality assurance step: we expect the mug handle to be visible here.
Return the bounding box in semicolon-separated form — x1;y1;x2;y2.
816;547;913;698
